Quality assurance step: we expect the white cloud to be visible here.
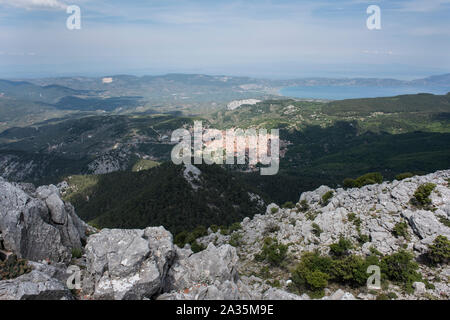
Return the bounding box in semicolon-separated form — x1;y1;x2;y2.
0;0;68;10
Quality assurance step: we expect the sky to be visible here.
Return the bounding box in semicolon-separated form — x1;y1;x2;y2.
0;0;449;79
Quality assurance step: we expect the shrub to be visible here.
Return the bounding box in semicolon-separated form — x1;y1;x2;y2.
411;183;436;207
305;270;329;297
329;237;352;257
256;238;288;266
298;200;309;212
210;225;219;233
387;292;398;300
358;233;370;244
344;172;383;188
71;247;83;259
354;172;383;187
376;293;390;300
291;251;380;296
343;178;356;188
0;255;32;280
264;222;280;235
311;223;322;237
229;222;242;232
426;235;450;265
305;211;318;221
321;191;334;206
347;212;357;221
290;252;332;298
395;172;414;181
192;225;208;238
229;233;243;247
174;231;190;248
352;217;362;228
380;250;422;289
438;216;450;228
174;226;208;251
271;207;279;214
330;254;377;286
282;201;295;209
259;266;271;279
190;241;206;253
219;226;230;236
392;221;410;240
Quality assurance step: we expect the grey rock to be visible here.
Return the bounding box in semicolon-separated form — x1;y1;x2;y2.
83;227;174;300
0;178;87;263
324;289;356;300
262;288;306;300
0;270;73;300
412;282;426;295
165;243;238;292
404;209;450;240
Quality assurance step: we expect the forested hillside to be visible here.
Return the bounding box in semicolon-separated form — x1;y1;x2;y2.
62;162;267;234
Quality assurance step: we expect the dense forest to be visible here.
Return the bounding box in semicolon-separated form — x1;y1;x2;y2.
63;162;267;234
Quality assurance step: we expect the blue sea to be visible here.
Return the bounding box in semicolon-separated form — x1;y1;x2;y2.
280;85;450;100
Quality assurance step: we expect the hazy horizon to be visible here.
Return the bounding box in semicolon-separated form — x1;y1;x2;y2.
1;0;450;79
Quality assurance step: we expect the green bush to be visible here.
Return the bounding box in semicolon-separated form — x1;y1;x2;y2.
438;216;450;228
329;237;352;257
311;223;322;237
174;231;190;248
426;235;450;265
343;172;383;189
411;183;436;207
0;255;32;280
387;292;398;300
192;225;208;238
305;270;329;297
71;247;83;259
348;212;361;229
271;207;279;214
282;201;295;209
321;191;334;206
229;233;243;247
256;237;288;266
264;222;280;235
354;172;383;187
290;252;332;298
343;178;356;188
395;172;414;181
380;250;422;289
174;226;208;251
330;254;378;286
210;225;219;233
298;200;309;212
347;212;357;221
190;241;206;253
291;251;381;296
219;226;230;236
229;222;242;232
392;221;410;240
358;233;370;244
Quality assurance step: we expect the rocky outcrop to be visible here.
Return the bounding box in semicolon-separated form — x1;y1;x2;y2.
82;227;175;300
198;169;450;300
0;178;88;263
0;262;73;300
1;170;449;300
165;243;238;292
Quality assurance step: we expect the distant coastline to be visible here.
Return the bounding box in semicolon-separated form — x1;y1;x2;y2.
279;85;450;100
